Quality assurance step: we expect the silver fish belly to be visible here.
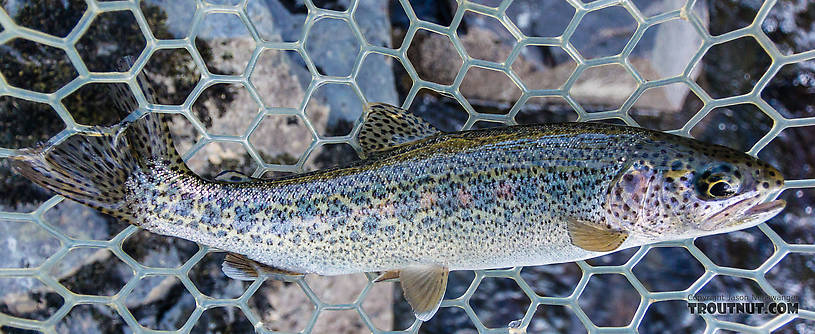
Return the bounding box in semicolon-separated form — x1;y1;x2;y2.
129;125;640;275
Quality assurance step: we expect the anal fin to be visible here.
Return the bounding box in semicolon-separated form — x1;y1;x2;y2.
222;253;304;280
567;218;629;252
398;265;449;321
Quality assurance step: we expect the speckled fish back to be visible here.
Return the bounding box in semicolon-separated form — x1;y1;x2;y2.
129;122;647;274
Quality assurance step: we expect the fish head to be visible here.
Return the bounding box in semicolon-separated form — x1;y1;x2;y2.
606;135;785;241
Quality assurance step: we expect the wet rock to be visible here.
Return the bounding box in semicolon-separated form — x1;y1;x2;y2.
403;0;707;113
125;275;196;331
56;304;131;334
506;0;575;38
762;0;815;55
0;220;61;270
141;0;197;39
0;97;64;150
170;0;400;176
307;274;394;332
246;0;308;43
406;29;464;87
249;280;316;332
0;160;54;213
169;35;327;175
123;229;200;269
248;275;394;332
42;200;129;241
353;0;401;105
192;307;254;334
0;276;63;322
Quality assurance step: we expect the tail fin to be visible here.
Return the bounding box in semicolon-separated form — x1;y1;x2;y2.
9;113;184;220
9;56;186;220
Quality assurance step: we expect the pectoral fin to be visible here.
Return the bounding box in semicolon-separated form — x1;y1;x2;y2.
214;170;251;183
374;269;400;282
222;253;304;280
567;219;629;252
357;103;440;156
398;265;449;321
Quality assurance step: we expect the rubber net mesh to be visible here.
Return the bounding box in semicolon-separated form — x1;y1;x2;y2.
0;0;813;333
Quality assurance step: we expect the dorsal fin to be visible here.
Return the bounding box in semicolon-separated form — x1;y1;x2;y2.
357;103;440;156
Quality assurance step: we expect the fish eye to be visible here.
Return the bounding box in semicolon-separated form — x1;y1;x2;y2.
707;179;735;198
696;166;741;200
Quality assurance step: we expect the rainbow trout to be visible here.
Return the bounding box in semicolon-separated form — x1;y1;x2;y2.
11;103;785;320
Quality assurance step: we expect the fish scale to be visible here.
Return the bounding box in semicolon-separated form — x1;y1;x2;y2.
126;124;641;275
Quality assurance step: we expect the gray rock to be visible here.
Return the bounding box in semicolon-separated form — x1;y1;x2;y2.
143;0;196;38
246;0;308;43
166;0;401;175
0;218;61;269
353;0;401;106
357;54;401;106
57;304;132;334
42;200;128;241
355;0;394;48
0;276;63;321
125;275;196;331
306;18;361;77
486;0;707;112
505;0;575;38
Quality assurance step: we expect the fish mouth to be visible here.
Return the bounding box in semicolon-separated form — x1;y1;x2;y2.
744;199;786;216
700;198;786;231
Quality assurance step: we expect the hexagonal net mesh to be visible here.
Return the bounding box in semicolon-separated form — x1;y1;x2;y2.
0;0;813;333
